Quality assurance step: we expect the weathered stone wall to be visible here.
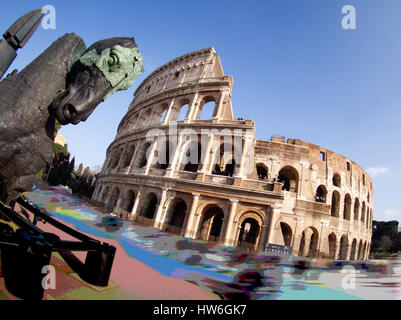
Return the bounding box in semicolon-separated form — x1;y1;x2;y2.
94;47;372;260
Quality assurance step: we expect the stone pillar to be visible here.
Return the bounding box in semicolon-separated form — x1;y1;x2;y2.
222;199;238;246
213;90;229;120
116;143;128;170
166;134;184;177
190;213;203;240
234;135;254;179
144;137;159;175
267;204;282;244
153;189;168;228
183;193;200;238
129;187;142;221
197;133;215;174
334;239;341;260
114;196;124;214
162;98;176;124
185;92;199;121
257;225;269;252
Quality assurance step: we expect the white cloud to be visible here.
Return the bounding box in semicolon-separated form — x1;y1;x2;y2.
384;209;398;218
366;166;389;177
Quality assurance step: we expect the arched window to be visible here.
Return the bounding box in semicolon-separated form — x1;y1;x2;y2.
354;198;360;220
332;173;341;187
177;104;189;121
331;191;340;217
136;142;151;168
280;222;292;246
198;97;216;120
154;139;174;170
182;142;202;172
361;201;366;223
277;166;299;192
315;185;327;203
212;143;236;177
343;194;351;220
123;190;136;212
123;145;135;168
256;164;268;181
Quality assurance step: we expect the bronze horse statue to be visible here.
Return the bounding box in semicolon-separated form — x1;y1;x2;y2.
0;14;143;202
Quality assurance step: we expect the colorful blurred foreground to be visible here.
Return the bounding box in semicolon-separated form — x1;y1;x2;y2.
1;181;400;300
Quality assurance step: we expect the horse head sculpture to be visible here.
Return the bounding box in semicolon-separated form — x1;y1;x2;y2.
50;37;143;125
0;20;143;202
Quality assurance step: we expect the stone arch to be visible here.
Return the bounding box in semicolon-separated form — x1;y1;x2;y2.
153;138;174;170
237;217;261;252
298;226;319;258
135;142;152;168
343;194;352;220
331;190;341;217
315;185;327;203
122;189;136;212
198;95;217;120
179;140;202;172
163;198;187;234
109;187;120;210
280;222;293;246
212;142;237;177
176;98;190;122
123;144;136;168
150;102;168;125
354;197;360;221
140;107;153;127
139;192;158;219
328;233;337;259
277;166;299;192
130;113;139;131
339;234;348;260
256;163;268;181
197;204;225;242
332;173;341;187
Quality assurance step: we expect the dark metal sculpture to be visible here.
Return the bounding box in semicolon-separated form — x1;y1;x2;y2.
0;11;143;202
0;9;144;299
0;9;44;79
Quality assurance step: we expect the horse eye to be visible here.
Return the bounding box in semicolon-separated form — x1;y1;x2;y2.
107;54;119;67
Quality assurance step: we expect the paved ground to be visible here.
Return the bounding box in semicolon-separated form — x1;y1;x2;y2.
1;183;400;300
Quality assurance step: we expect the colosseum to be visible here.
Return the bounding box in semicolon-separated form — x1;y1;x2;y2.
93;47;373;260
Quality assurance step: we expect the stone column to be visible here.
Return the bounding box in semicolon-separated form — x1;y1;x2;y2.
153;188;168;228
129;187;142;221
144;137;159;175
267;204;282;244
197;133;214;173
213;90;229;120
185;92;199;121
116;144;129;170
162;98;176;124
257;225;269;252
234;135;254;179
114;196;124;215
334;239;341;260
222;199;238;246
183;193;200;238
166;134;184;177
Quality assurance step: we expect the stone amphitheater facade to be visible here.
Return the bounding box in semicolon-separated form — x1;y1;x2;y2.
93;47;373;260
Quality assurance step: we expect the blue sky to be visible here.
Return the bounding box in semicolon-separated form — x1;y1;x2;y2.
1;0;400;223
